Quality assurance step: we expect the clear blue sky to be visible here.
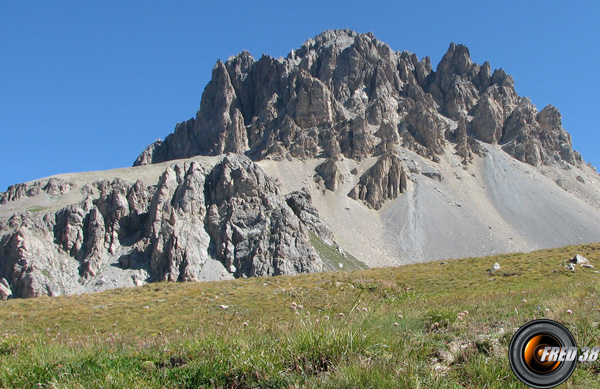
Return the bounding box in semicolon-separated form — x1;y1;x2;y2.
1;1;599;191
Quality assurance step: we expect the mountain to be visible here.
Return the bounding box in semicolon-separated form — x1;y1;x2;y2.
134;29;581;169
1;29;600;299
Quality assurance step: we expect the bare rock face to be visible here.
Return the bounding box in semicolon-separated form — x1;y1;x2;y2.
428;43;480;120
205;154;322;277
138;161;212;282
470;93;504;144
349;152;408;209
0;155;331;298
315;159;343;191
132;30;435;165
500;100;582;166
452;115;484;164
133;30;583;170
0;278;11;300
0;223;65;298
285;188;335;245
536;105;582;166
376;121;400;153
400;101;446;161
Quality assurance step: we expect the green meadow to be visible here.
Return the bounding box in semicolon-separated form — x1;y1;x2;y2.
1;243;600;388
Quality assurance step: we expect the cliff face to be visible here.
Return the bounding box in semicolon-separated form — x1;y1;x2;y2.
0;155;330;299
134;30;581;169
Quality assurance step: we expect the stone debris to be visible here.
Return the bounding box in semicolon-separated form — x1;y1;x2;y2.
570;254;590;264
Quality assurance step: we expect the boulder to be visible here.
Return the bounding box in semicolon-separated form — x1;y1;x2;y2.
315;159;343;191
349;152;408;209
569;254;589;264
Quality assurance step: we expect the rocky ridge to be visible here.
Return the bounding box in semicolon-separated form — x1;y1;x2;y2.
0;155;337;299
0;178;76;205
135;30;582;171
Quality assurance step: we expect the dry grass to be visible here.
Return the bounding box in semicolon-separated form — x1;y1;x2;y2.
1;243;600;387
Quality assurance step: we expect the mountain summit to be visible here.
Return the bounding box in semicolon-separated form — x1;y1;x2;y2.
135;29;581;169
1;30;599;299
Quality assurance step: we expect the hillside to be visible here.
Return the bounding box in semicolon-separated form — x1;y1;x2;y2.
1;243;600;387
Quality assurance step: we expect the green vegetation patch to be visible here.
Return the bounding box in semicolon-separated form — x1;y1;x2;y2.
309;231;368;272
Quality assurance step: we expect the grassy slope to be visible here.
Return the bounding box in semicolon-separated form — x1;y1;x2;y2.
1;243;600;387
310;232;368;272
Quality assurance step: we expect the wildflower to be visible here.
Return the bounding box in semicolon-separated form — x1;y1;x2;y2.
242;322;248;327
291;302;298;307
463;310;469;315
397;314;404;319
545;308;550;312
362;307;368;312
393;322;399;326
457;312;464;317
339;313;345;317
567;310;573;314
457;316;464;321
218;305;229;310
522;299;527;303
297;305;303;310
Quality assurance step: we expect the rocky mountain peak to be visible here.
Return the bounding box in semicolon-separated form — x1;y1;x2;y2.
299;29;362;53
436;42;473;77
133;30;583;171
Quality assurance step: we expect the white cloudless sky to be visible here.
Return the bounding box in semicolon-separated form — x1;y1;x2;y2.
1;1;599;191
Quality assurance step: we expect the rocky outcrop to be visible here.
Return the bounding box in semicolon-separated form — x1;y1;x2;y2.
315;159;343;191
0;155;333;298
0;278;11;300
349;152;408;209
427;43;481;120
400;102;447;161
0;178;76;205
0;223;66;298
204;155;322;277
500;100;582;166
285;188;335;245
133;161;213;282
132;30;583;170
376;121;400;154
1;30;592;298
470;93;504;144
